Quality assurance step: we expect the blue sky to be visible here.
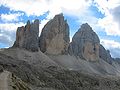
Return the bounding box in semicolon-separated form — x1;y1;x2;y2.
0;0;120;58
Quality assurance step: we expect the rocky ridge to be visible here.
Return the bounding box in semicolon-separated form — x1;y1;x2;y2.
0;52;120;90
1;49;120;90
99;44;113;64
0;71;31;90
12;13;112;63
13;19;39;52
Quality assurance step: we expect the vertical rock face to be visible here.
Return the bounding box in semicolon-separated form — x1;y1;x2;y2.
39;13;70;55
99;44;112;64
13;19;39;52
69;23;100;61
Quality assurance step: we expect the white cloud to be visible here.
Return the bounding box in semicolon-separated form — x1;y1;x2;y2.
0;34;12;46
47;0;92;19
111;6;120;28
0;0;49;16
0;22;25;31
0;22;25;46
94;0;120;15
101;39;120;49
0;0;95;33
101;39;120;58
1;12;24;22
1;0;120;33
0;0;92;18
39;19;49;35
94;0;120;36
98;14;120;36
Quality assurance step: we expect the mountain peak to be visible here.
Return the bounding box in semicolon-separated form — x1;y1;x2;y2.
12;19;39;52
12;14;112;62
39;13;70;55
69;23;100;61
27;20;30;25
80;23;92;32
54;13;63;18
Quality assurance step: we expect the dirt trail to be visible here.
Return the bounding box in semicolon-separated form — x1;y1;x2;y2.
0;71;11;90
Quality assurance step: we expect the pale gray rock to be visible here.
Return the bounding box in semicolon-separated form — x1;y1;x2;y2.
69;23;100;61
99;44;112;64
39;13;70;55
13;19;39;52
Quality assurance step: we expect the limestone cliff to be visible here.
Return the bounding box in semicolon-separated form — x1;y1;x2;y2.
69;23;100;61
39;13;70;55
13;19;39;52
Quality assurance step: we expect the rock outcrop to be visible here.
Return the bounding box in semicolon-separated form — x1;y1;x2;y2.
69;23;100;61
99;44;112;64
0;71;32;90
39;13;70;55
13;19;39;52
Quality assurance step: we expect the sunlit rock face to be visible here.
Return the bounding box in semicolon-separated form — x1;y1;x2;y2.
13;19;39;52
69;23;100;61
39;13;70;55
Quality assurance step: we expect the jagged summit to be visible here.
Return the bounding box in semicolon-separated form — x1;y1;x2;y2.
13;19;39;52
78;23;100;43
80;23;93;31
69;23;100;61
12;14;113;63
54;13;64;19
39;13;70;55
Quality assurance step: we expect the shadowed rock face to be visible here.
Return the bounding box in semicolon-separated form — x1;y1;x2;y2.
69;23;100;61
13;19;39;52
39;13;70;55
99;44;112;64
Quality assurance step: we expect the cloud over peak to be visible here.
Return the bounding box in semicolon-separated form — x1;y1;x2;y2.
1;12;24;22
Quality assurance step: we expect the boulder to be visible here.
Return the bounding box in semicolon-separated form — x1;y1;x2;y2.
13;19;39;52
69;23;100;61
39;13;70;55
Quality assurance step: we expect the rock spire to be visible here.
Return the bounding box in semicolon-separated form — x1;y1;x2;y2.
13;19;39;52
69;23;100;61
39;13;70;55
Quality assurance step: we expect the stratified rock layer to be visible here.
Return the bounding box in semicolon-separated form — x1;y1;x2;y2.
39;14;70;55
13;19;39;51
69;23;100;61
